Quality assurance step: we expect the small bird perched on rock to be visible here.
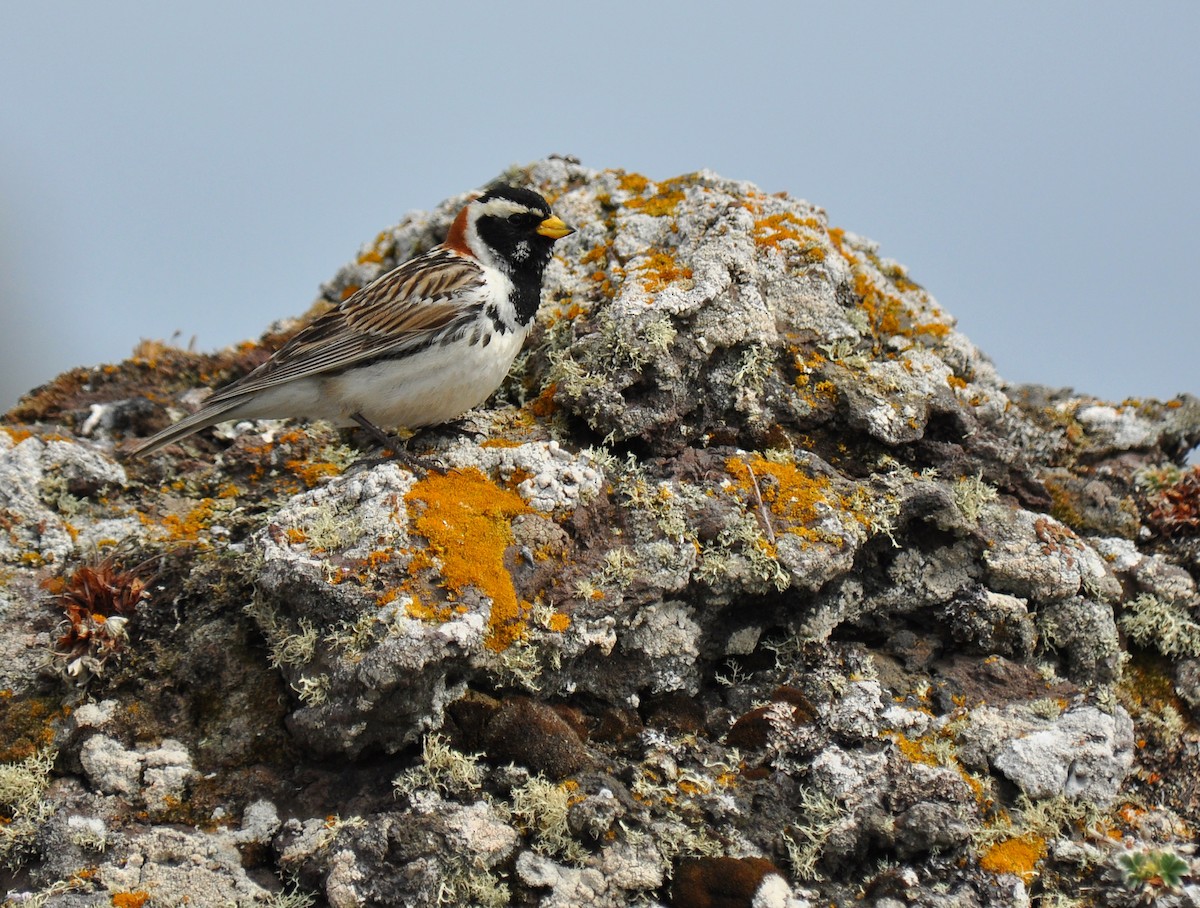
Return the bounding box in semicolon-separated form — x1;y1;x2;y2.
129;185;574;458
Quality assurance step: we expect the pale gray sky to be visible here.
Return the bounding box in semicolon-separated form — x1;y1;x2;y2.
2;2;1197;413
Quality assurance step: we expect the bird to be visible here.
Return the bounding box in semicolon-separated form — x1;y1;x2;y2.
129;185;574;459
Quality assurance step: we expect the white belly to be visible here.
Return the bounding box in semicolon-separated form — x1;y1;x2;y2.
301;328;530;429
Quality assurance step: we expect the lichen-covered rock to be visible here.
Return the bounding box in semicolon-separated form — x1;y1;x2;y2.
962;703;1135;804
3;159;1199;907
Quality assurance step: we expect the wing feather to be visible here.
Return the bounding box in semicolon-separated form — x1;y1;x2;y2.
203;247;485;404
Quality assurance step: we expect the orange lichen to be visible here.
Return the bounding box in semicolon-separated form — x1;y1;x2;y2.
617;172;650;194
753;212;826;260
154;498;218;544
637;252;693;293
546;612;571;633
827;226;848;255
855;271;905;340
580;245;609;265
404;468;533;650
559;301;586;321
363;550;393;570
529;382;559;419
888;731;940;766
339;283;361;301
0;694;67;763
406;597;460;623
626;190;685;217
503;467;534;493
111;892;151;908
619;172;688;217
979;835;1046;883
356;230;393;265
284;459;342;488
913;321;951;338
724;455;837;539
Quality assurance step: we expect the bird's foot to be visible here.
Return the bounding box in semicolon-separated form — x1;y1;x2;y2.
349;413;440;475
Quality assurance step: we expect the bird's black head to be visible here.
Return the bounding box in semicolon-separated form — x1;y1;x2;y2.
447;184;573;323
468;185;573;276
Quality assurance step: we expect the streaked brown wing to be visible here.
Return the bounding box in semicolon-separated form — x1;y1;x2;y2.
204;247;485;403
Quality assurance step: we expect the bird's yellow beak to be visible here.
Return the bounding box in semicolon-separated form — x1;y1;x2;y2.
536;215;574;240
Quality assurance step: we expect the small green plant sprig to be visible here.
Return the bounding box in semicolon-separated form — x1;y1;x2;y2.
1118;848;1190;893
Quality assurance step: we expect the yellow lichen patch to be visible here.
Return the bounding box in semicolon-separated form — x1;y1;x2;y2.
637;251;693;293
404;468;533;651
363;550;393;570
617;172;650;194
406;597;462;624
150;498;219;545
979;835;1046;883
827;226;848;256
724;455;837;539
888;731;941;767
111;892;151;908
626;189;685;217
580;245;609;266
753;211;826;260
526;382;559;420
619;172;688;217
586;263;624;300
339;283;361;301
913;320;951;339
357;229;393;265
543;300;587;330
0;694;67;763
284;459;342;488
546;612;571;633
855;271;905;340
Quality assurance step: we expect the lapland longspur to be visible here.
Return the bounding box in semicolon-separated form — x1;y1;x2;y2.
130;185;573;458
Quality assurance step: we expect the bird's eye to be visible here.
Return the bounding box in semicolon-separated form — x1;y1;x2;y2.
507;213;528;226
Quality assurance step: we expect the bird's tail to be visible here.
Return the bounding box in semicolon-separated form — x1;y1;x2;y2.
126;396;247;458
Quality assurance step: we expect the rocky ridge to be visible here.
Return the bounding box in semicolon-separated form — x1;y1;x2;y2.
2;158;1199;907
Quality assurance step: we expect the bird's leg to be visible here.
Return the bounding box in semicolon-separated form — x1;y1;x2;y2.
349;412;437;473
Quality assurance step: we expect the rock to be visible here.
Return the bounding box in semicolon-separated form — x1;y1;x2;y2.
78;734;193;810
3;158;1199;907
962;704;1135;804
